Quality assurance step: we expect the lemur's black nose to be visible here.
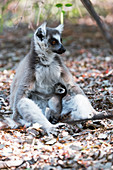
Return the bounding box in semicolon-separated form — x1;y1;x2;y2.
61;45;66;53
58;45;66;54
53;44;66;54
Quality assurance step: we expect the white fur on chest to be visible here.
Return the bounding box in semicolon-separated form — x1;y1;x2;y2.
35;61;61;94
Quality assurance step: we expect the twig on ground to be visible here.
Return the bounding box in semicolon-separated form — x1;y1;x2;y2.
60;111;113;125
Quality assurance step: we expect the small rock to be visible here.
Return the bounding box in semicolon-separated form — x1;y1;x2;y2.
45;138;56;145
98;133;108;140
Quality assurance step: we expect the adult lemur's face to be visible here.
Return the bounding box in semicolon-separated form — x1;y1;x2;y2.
34;22;66;54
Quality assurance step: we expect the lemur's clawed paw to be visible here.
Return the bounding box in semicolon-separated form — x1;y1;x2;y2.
46;123;65;136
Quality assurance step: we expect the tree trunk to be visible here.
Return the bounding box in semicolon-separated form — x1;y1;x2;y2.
81;0;113;52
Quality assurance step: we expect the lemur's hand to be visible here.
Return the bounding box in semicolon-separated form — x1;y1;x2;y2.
46;123;65;136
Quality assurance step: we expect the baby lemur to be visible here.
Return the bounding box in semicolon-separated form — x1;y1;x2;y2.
27;83;67;124
10;22;97;134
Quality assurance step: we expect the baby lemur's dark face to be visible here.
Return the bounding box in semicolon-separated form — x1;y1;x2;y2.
54;83;67;97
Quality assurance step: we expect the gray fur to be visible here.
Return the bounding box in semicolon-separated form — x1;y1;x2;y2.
10;23;97;133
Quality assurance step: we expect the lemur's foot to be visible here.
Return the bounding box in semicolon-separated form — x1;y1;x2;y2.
46;123;65;136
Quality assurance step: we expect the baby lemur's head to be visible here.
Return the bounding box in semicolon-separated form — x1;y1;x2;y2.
33;22;66;55
54;83;67;97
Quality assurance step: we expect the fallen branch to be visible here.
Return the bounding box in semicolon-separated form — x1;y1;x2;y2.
60;112;113;125
80;0;113;51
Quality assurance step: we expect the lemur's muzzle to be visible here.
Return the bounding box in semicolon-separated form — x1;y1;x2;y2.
58;45;66;54
53;44;66;54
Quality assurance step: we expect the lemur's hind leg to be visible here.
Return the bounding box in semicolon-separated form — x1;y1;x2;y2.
17;97;55;133
60;94;97;123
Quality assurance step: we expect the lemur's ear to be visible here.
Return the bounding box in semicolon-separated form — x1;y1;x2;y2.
35;22;47;41
55;24;64;34
39;22;47;33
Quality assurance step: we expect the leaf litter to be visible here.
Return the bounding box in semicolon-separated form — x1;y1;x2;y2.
0;22;113;169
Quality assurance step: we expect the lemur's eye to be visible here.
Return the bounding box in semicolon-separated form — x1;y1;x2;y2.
52;40;56;45
49;38;58;45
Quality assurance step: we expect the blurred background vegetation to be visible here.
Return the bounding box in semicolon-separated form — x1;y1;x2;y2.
0;0;113;33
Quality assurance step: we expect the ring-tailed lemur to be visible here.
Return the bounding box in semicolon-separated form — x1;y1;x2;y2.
10;22;97;134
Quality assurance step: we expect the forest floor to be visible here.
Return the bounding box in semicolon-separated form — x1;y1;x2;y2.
0;19;113;169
